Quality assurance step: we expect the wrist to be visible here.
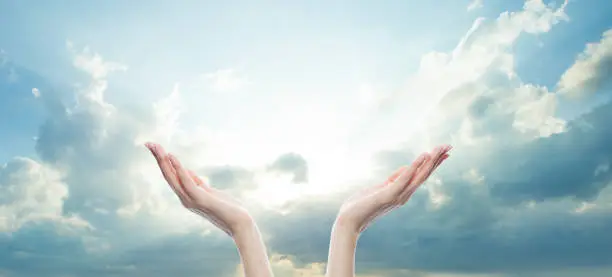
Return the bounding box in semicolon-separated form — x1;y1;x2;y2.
231;218;259;241
230;220;273;277
333;215;360;237
326;218;359;277
332;220;360;243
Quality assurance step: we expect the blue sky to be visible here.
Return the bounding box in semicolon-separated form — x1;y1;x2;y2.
1;0;612;276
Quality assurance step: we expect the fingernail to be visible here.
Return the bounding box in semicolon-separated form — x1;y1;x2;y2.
145;144;155;154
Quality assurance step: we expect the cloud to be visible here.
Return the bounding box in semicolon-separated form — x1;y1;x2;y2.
201;165;255;190
203;68;249;92
108;232;241;277
28;44;232;238
479;103;612;203
467;0;483;11
193;152;310;192
0;45;253;277
33;52;163;225
0;51;18;84
0;224;241;277
259;1;612;275
0;157;90;232
0;223;94;277
362;0;568;151
68;42;128;81
558;28;612;97
233;255;326;277
0;1;609;277
267;153;309;184
6;42;238;239
0;43;351;277
416;0;569;144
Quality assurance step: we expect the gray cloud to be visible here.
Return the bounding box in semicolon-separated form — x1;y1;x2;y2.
33;84;157;231
263;99;612;275
0;224;241;277
0;223;92;277
0;53;242;277
110;232;240;277
2;7;612;277
267;153;309;184
201;165;254;190
482;104;612;203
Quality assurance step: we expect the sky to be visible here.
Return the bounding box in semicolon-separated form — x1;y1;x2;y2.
1;0;612;276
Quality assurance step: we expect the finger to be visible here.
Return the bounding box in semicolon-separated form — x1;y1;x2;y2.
188;170;204;186
385;166;407;185
423;146;451;180
432;153;449;171
357;166;408;199
398;147;451;204
145;143;188;199
411;145;447;185
388;153;428;196
168;154;201;199
432;146;451;170
188;170;212;191
371;166;407;190
419;149;445;182
399;183;421;205
397;153;436;203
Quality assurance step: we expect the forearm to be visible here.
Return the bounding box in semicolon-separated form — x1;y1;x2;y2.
233;223;274;277
325;222;359;277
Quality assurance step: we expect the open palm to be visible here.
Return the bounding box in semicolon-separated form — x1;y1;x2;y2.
145;142;253;236
336;145;451;234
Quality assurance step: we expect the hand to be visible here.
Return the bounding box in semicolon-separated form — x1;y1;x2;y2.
145;142;254;237
335;145;452;235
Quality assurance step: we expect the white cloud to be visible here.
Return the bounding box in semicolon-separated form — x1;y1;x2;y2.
234;255;326;277
558;28;612;97
233;255;393;277
69;43;128;81
354;0;569;155
0;157;90;232
403;0;569;145
203;68;249;92
467;0;483;11
22;44;234;241
262;1;612;275
510;84;566;137
2;1;610;276
31;87;40;98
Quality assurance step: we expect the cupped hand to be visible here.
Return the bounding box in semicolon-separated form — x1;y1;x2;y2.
335;145;452;234
145;142;254;237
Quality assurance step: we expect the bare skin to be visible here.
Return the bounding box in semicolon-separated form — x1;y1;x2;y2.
145;142;273;277
326;145;452;277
